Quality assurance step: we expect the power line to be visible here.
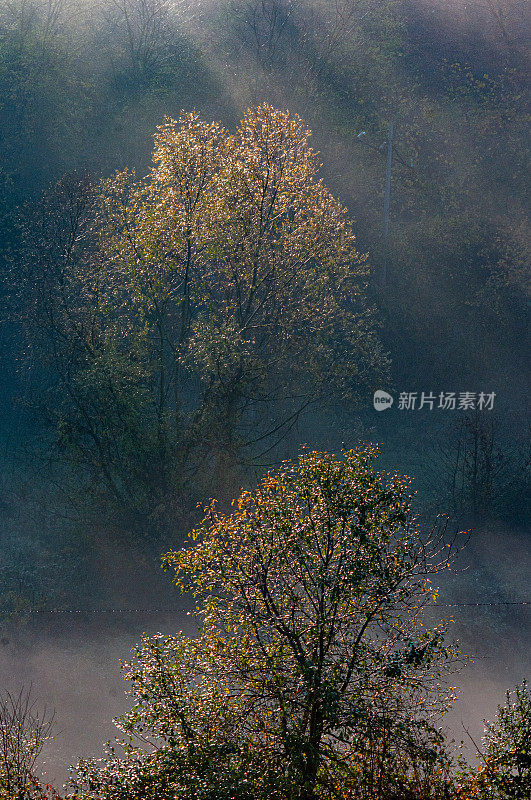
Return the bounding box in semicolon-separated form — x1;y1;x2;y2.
4;601;529;615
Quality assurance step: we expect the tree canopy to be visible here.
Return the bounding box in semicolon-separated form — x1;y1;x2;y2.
14;105;387;529
70;447;462;799
459;680;531;800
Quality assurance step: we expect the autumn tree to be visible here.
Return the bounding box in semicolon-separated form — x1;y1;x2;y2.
70;448;462;799
459;680;531;800
14;106;387;528
0;686;55;800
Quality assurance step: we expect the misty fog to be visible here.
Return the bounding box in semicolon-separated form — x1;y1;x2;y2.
0;0;529;796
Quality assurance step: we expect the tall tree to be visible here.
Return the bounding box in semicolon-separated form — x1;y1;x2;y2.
71;448;462;799
14;106;387;527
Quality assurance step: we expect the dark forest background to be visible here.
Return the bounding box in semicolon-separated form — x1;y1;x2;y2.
0;0;529;788
1;0;529;608
0;7;528;783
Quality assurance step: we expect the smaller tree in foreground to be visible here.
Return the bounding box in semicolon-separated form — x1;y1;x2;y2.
70;447;465;799
0;686;56;800
459;680;531;800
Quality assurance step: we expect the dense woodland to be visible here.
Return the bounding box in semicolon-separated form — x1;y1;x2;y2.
0;1;529;797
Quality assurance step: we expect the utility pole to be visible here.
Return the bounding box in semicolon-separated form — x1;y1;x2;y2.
355;121;395;288
381;121;394;288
